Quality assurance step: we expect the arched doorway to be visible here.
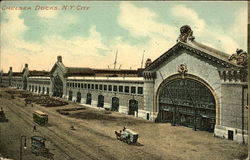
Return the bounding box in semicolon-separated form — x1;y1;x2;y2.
23;77;27;90
52;75;63;97
42;87;45;94
157;78;216;132
97;95;104;108
86;93;92;105
46;87;49;95
76;92;81;103
68;91;73;101
111;97;119;111
32;85;34;92
128;99;138;116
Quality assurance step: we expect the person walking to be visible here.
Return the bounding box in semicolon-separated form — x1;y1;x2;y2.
33;124;37;132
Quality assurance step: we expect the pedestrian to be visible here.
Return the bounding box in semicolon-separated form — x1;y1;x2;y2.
33;124;37;132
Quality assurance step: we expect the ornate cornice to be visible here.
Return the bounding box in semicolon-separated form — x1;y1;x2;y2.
143;71;156;79
145;42;243;72
218;68;248;83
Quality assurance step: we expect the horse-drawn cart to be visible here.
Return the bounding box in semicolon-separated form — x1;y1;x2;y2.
115;128;138;144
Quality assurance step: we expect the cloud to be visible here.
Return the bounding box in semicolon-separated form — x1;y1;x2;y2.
1;3;247;72
1;10;28;46
37;10;58;19
118;2;177;40
170;5;205;35
170;4;245;54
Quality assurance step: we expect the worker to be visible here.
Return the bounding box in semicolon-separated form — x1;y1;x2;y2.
33;124;37;132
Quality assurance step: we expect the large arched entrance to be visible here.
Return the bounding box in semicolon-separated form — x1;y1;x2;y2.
97;95;104;108
52;75;63;97
111;97;119;111
76;92;81;103
23;77;27;90
157;78;216;132
128;99;138;116
86;93;92;105
68;91;73;101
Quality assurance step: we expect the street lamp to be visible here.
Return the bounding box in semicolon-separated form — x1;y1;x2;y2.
20;135;27;160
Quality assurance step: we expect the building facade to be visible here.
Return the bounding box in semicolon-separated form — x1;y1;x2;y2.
0;26;248;143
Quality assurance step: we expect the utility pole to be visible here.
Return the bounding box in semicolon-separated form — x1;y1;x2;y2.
140;50;145;68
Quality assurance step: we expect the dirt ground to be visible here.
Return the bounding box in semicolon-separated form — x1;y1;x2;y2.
0;88;247;160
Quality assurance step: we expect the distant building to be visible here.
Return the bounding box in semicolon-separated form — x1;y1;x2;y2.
0;25;248;143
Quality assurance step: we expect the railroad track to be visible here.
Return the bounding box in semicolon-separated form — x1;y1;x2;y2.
3;98;97;160
2;91;159;160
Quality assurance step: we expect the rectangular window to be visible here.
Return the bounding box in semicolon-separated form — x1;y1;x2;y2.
119;86;123;92
113;85;117;92
78;83;80;88
108;85;112;91
81;83;83;88
91;84;94;89
95;84;98;90
88;84;90;89
67;83;69;87
138;87;143;94
125;86;129;93
70;83;72;87
131;86;136;94
72;83;74;88
99;84;103;90
84;84;87;89
75;83;77;88
104;85;107;91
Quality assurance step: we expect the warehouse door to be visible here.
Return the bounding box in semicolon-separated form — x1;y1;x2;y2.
23;77;27;90
52;75;63;97
68;91;73;101
76;92;81;103
128;99;138;116
86;93;92;105
97;95;104;108
111;97;119;111
158;78;216;132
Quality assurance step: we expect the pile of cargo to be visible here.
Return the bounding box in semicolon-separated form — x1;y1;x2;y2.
5;90;31;98
25;95;68;107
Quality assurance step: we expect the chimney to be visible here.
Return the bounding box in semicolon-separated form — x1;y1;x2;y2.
57;56;62;63
25;63;28;68
145;58;152;68
10;67;12;71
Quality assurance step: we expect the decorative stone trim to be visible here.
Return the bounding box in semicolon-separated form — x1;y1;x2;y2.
218;69;248;83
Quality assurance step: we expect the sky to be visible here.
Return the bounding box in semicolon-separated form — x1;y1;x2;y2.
0;1;248;72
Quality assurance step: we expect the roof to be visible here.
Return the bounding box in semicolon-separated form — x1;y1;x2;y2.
31;136;46;141
12;72;23;76
29;70;50;77
186;41;231;63
34;110;47;116
93;69;140;75
65;67;95;76
65;67;142;77
144;40;242;71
